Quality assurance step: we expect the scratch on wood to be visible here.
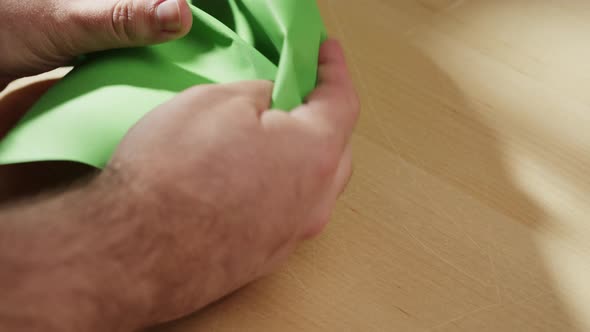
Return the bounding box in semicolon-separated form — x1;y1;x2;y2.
513;290;553;307
465;232;486;253
286;265;309;294
445;0;467;11
420;185;489;257
431;290;554;330
487;250;502;304
402;225;493;289
395;305;412;318
430;303;501;331
327;0;398;152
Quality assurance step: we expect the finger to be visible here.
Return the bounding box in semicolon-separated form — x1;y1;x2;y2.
176;80;274;117
65;0;193;54
220;80;274;114
291;40;360;148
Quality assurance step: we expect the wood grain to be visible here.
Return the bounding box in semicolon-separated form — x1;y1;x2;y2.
152;1;590;331
2;1;590;331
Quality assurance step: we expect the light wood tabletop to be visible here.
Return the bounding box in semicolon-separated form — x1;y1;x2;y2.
154;1;590;331
2;1;590;331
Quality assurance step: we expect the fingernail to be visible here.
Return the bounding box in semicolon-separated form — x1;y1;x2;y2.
157;0;182;32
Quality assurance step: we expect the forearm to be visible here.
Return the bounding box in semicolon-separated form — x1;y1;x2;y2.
0;173;152;331
0;168;262;331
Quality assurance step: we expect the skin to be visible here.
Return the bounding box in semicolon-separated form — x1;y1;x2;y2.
0;0;360;331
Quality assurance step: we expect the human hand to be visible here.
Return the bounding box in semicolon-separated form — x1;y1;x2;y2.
0;0;192;80
0;40;358;332
101;39;360;328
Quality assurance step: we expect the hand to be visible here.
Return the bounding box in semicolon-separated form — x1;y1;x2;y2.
0;40;359;332
103;39;359;326
0;0;193;79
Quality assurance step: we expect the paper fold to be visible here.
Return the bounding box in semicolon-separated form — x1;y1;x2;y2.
0;0;326;168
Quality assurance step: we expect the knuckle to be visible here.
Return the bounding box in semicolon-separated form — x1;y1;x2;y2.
183;84;216;98
220;95;262;120
180;85;260;121
237;79;273;89
229;95;256;108
228;80;274;106
251;79;274;92
112;0;137;42
182;84;233;102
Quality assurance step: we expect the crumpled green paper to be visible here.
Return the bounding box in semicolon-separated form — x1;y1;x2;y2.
0;0;326;168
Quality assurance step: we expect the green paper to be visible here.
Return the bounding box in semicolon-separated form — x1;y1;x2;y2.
0;0;326;168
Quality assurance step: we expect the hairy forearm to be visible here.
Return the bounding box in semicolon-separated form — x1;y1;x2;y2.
0;173;154;331
0;167;262;331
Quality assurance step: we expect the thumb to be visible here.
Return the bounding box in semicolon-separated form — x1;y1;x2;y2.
66;0;193;53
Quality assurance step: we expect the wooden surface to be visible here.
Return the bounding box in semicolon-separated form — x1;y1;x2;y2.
3;1;590;331
157;1;590;331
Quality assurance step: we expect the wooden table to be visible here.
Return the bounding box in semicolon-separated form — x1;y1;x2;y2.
3;1;590;331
